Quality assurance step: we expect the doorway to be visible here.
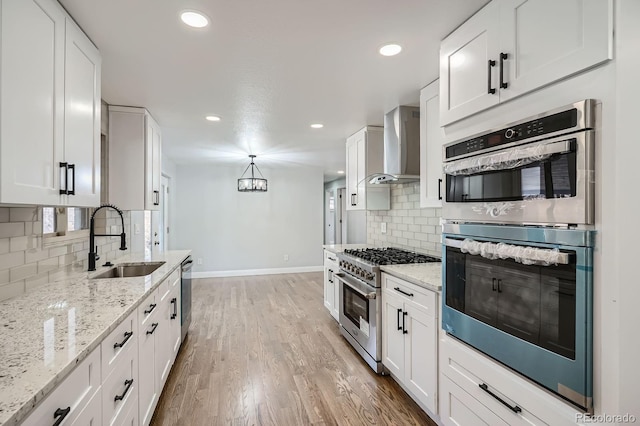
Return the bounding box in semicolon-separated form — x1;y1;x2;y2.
336;188;346;244
325;190;335;244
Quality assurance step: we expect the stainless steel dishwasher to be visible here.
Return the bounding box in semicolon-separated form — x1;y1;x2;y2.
181;256;193;342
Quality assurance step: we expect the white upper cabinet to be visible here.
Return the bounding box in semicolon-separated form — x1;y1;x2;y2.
0;0;101;207
440;0;613;125
345;126;390;211
63;18;101;207
420;79;445;208
108;106;162;211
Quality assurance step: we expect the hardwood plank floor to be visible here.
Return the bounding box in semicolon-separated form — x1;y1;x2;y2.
152;272;437;426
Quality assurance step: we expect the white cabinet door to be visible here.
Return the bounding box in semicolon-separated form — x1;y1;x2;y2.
420;80;445;208
145;114;161;211
169;282;181;358
63;18;101;207
381;291;405;377
332;273;340;321
323;266;335;314
440;375;510;426
138;300;158;426
70;387;102;426
157;282;174;389
0;0;65;205
440;0;500;126
404;305;437;414
345;135;358;211
354;130;366;210
499;0;613;101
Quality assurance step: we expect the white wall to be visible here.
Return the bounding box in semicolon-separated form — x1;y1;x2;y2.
173;164;324;276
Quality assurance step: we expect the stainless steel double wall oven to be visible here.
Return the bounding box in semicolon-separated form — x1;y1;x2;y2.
441;100;596;412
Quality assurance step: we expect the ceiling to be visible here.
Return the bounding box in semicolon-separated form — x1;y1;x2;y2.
59;0;487;181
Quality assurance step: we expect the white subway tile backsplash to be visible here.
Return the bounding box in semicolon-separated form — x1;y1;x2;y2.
10;263;38;281
0;222;25;238
9;207;39;222
0;207;132;302
367;182;442;257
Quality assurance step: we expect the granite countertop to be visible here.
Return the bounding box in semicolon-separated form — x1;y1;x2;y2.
380;262;443;292
322;244;376;254
0;250;191;426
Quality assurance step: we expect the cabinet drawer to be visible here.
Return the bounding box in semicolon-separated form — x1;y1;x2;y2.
168;267;180;288
102;310;137;377
440;335;581;426
102;345;138;426
70;386;101;426
324;250;338;265
158;276;171;302
138;289;159;327
383;273;436;317
21;347;101;426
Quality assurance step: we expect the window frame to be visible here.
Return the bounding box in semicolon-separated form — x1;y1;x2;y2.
43;207;91;246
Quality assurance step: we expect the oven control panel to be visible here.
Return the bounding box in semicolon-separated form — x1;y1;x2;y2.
339;261;376;283
445;107;579;160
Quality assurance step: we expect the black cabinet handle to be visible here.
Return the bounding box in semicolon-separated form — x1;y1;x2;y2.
438;178;443;201
402;311;408;334
499;53;508;89
487;60;496;94
479;383;521;413
497;279;503;293
144;303;156;314
53;406;71;426
394;287;414;297
328;269;333;284
492;278;497;292
67;164;75;195
153;190;160;205
114;379;134;402
397;308;403;331
146;322;159;335
59;162;68;195
113;331;133;349
171;297;177;319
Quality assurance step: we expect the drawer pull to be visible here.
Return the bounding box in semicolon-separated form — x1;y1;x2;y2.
328;256;336;262
114;379;134;402
171;297;178;319
113;331;133;349
479;383;522;414
146;322;159;335
53;406;71;426
394;287;414;297
144;303;157;314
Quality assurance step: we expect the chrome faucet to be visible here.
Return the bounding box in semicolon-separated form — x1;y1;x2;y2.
88;204;127;271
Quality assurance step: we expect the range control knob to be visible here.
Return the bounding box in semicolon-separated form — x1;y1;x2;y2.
505;128;515;139
367;273;375;281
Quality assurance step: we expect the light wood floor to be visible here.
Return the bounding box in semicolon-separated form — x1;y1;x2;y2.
151;272;437;426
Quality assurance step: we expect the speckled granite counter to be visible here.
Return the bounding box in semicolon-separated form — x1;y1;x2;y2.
0;250;191;426
380;262;443;292
322;244;376;254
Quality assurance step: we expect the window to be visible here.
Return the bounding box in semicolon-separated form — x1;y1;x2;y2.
43;207;90;240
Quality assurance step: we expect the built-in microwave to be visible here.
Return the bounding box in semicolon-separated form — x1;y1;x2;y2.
442;99;595;227
441;223;594;412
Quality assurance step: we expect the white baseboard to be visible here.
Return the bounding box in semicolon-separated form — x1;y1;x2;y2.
192;265;324;279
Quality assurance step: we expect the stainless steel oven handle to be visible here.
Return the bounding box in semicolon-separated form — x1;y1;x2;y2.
335;273;377;299
444;238;570;265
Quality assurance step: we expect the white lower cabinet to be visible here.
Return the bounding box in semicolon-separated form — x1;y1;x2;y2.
439;334;585;426
138;289;160;426
381;273;438;415
323;250;339;321
102;343;137;426
70;387;102;426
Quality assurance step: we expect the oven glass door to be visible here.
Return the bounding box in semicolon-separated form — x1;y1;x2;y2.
446;141;577;203
343;284;369;328
446;245;577;359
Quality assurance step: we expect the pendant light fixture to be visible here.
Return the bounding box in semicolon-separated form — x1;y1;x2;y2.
237;155;268;192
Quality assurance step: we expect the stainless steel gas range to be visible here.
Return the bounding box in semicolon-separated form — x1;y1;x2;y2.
335;248;441;373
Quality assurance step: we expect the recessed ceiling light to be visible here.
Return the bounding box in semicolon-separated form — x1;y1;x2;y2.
205;115;221;122
337;170;345;174
310;123;324;129
180;10;209;28
379;43;402;57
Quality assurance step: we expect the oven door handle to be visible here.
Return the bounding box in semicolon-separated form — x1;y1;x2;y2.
443;139;573;176
444;238;570;265
335;273;377;299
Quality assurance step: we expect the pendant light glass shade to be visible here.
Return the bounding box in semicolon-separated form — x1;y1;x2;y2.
238;155;268;192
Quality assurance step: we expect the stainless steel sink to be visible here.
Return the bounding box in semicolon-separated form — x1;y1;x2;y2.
91;262;165;279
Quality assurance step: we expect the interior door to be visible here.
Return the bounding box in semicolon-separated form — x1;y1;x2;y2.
325;190;335;244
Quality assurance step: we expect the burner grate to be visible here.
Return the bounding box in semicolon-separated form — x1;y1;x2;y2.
342;247;440;266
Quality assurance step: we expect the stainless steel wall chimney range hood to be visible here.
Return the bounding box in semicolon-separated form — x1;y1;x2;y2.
368;106;421;184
